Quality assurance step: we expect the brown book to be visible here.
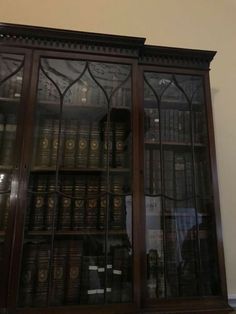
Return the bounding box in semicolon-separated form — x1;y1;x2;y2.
63;119;77;168
0;173;10;230
35;119;53;167
88;122;101;168
85;176;99;229
59;176;73;230
65;240;83;304
0;114;17;166
19;243;37;307
98;178;106;230
34;243;50;307
102;121;113;168
110;176;125;230
50;119;59;168
51;241;67;306
114;122;126;168
45;176;56;230
75;121;90;168
73;176;85;230
30;176;47;231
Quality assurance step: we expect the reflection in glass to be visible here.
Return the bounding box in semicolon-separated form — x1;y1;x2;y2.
18;59;133;307
144;72;219;299
0;53;24;273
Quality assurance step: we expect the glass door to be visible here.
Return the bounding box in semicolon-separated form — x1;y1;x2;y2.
17;57;133;308
143;72;219;301
0;52;25;305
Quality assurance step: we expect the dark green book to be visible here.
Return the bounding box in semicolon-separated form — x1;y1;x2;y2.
63;119;77;168
35;119;53;167
114;122;126;168
45;176;56;230
73;176;85;230
85;176;99;229
75;121;90;168
59;176;73;230
88;122;101;168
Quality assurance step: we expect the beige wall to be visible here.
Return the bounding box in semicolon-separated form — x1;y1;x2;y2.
1;0;236;297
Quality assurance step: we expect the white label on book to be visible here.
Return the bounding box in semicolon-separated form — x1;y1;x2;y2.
98;267;105;272
14;93;21;98
106;288;112;292
87;289;97;295
0;125;4;131
97;289;104;294
6;125;17;132
107;264;112;269
16;76;23;81
89;265;98;270
113;269;122;275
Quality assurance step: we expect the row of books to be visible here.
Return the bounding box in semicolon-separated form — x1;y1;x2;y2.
0;73;22;99
19;240;132;307
146;213;216;297
144;149;210;205
27;175;127;231
144;108;206;144
37;72;131;108
34;119;130;169
0;114;17;167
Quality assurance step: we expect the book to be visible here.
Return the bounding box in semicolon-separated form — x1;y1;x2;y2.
102;121;113;168
0;173;10;230
75;121;90;168
51;241;67;305
110;176;125;230
50;119;60;168
65;240;83;304
59;176;73;230
147;249;158;299
85;176;99;229
19;243;37;307
35;119;53;167
72;176;86;230
34;243;50;307
45;176;56;230
30;175;47;231
98;178;106;230
88;122;101;168
63;119;77;168
0;114;17;166
114;122;126;168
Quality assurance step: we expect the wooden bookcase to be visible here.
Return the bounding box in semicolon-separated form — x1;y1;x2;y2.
0;23;232;314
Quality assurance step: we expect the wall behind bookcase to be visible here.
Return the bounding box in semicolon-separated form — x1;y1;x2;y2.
0;0;236;298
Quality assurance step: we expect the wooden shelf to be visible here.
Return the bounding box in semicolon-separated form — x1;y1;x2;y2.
30;167;131;173
144;140;206;147
144;99;203;110
26;229;128;236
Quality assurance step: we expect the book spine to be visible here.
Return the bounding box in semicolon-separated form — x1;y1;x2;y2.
50;119;59;168
114;122;126;168
63;120;77;168
35;119;53;167
45;176;56;230
102;122;113;168
88;122;101;168
73;176;85;230
34;243;50;307
30;176;47;230
19;243;37;307
98;179;106;230
0;173;10;230
85;177;99;229
110;176;125;230
51;241;67;305
65;240;83;304
59;176;73;230
0;114;17;166
75;121;90;168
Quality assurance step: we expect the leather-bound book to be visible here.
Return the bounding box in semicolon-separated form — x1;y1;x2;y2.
75;121;89;168
34;242;50;307
18;243;37;307
50;119;59;168
72;176;86;230
88;122;101;168
0;114;17;166
45;176;56;230
59;176;73;230
114;122;126;168
98;178;106;230
30;175;47;231
102;121;113;168
63;119;77;168
35;119;53;167
85;176;99;229
65;240;83;304
51;241;67;306
110;176;125;230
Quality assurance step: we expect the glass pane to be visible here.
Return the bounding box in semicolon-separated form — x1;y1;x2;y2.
144;72;219;300
0;53;24;274
18;59;133;307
